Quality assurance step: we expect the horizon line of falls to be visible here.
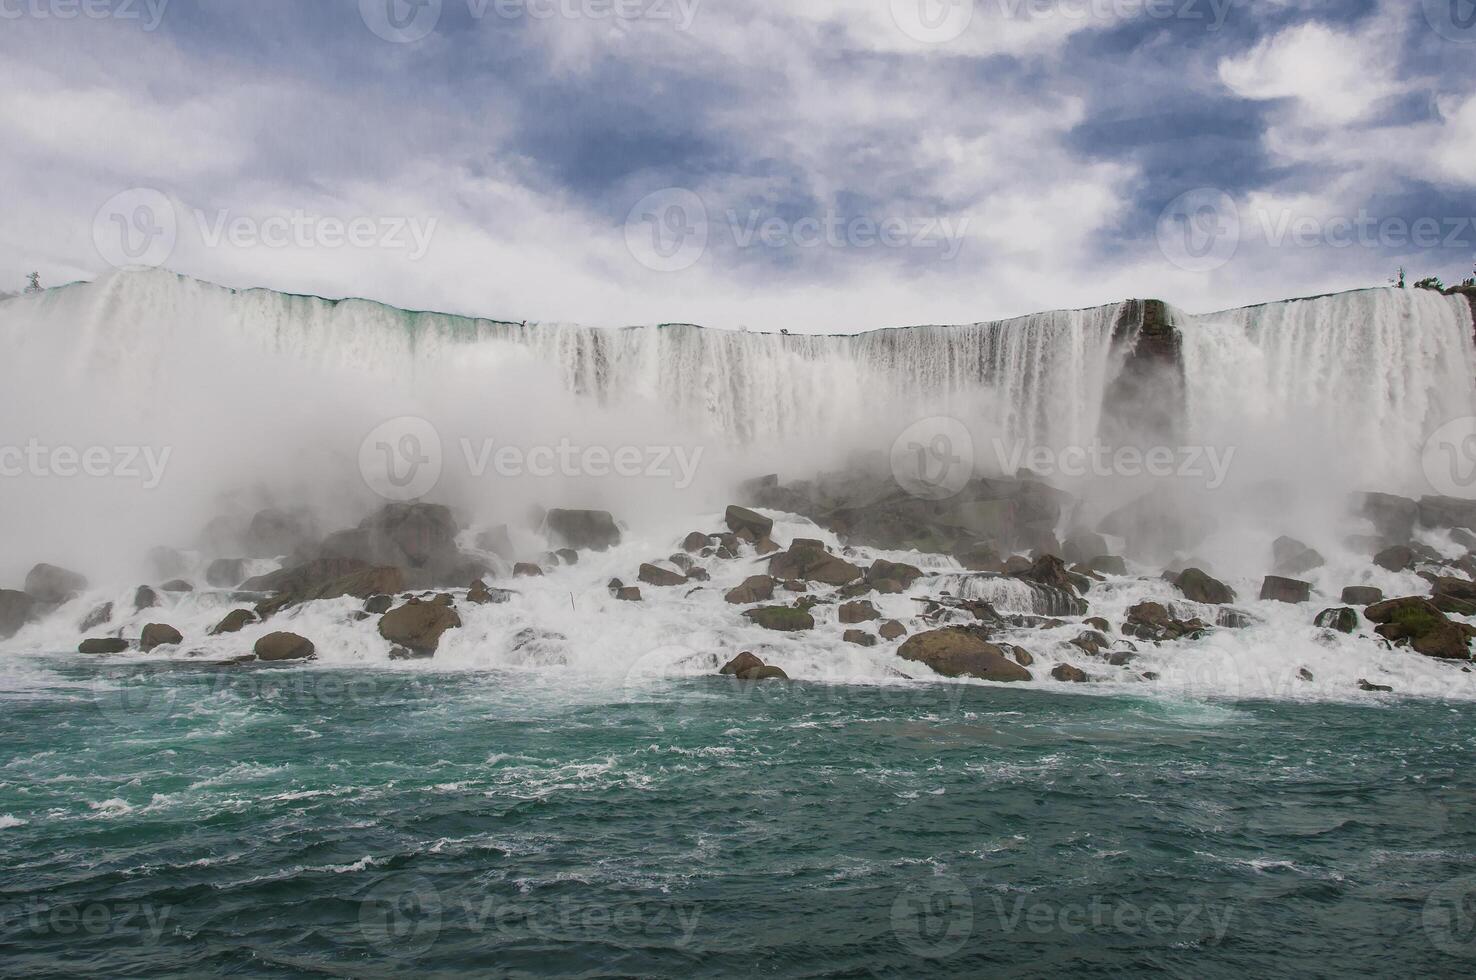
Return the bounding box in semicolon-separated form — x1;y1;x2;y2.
0;267;1472;581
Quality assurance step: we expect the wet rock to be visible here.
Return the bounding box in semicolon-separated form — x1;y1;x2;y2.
78;637;129;654
1051;663;1089;683
1063;531;1110;566
1356;491;1419;542
1431;577;1476;616
140;623;183;652
839;600;880;624
254;632;317;662
741;665;790;681
844;629;877;647
1013;554;1089;595
160;579;194;593
726;575;776;605
897;627;1033;682
25;563;87;603
866;559;923;594
1086;556;1128;576
378;599;462;656
364;595;394;615
1365;596;1476;660
545;509;621;552
244;508;316;558
668;554;696;574
720;651;764;676
1070;631;1111;656
1341;586;1384;606
80;601;114;632
1298;668;1314;682
879;620;907;641
1006;645;1035;667
474;525;515;559
1453;528;1476;552
1124;602;1210;643
1215;608;1254;629
467;580;513;605
1175;567;1236;605
1358;679;1394;693
134;585;160;611
615;587;643;602
205;558;249;588
1374;545;1414;572
725;505;774;541
1085;616;1112;634
0;590;36;639
768;540;863;586
682;531;711;554
1418;496;1476;531
389;646;433;661
639;563;687;588
556;548;579;566
210;608;259;635
685;568;711;583
955;543;1004;573
1315;608;1360;634
743;606;815;632
147;546;188;580
1273;537;1325;577
513;563;544;578
1260;576;1312;604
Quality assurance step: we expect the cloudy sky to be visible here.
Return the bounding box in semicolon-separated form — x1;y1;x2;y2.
1;0;1473;331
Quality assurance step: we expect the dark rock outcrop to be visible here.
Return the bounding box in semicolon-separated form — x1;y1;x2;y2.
844;629;877;647
725;575;776;605
615;587;643;602
140;623;183;652
1124;601;1210;643
78;637;129;654
0;590;35;639
80;601;113;633
210;609;259;635
1431;577;1476;616
768;540;863;586
725;505;774;541
1365;597;1476;660
513;563;544;578
1341;586;1384;606
1315;608;1359;634
1260;576;1312;604
1374;545;1414;572
25;563;87;603
1175;567;1236;605
839;600;880;624
1273;537;1325;577
254;632;317;662
897;627;1033;682
1419;496;1476;531
134;585;160;611
639;563;687;588
866;559;923;594
378;599;462;656
1051;663;1089;683
545;509;621;551
720;651;764;676
743;606;815;632
1355;492;1419;543
467;580;513;605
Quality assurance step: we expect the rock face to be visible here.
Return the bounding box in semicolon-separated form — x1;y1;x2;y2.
897;628;1033;682
1175;567;1236;605
206;558;249;588
1341;586;1384;606
639;564;688;588
243;508;316;558
1431;577;1476;616
725;575;776;605
1374;545;1414;572
140;623;183;652
768;540;863;586
78;638;129;654
1315;608;1360;634
254;632;317;662
1260;576;1312;604
378;599;462;656
1356;492;1418;542
743;606;816;632
210;609;259;635
1365;597;1476;660
724;505;774;541
25;563;87;603
545;509;621;552
1273;537;1325;577
1419;495;1476;531
134;585;160;611
0;590;36;639
80;602;113;632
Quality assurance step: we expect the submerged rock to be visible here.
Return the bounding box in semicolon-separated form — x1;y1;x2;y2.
78;637;130;654
897;628;1032;682
254;632;317;662
719;650;788;681
843;629;877;647
25;563;87;603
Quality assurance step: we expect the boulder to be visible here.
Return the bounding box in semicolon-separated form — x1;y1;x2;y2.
743;606;815;632
210;609;259;635
1356;492;1419;542
725;576;775;605
364;595;394;615
725;505;774;541
80;601;114;632
682;531;711;553
467;580;513;605
866;559;923;594
1051;663;1089;683
639;563;687;588
378;599;462;656
254;564;406;617
78;637;129;654
1315;608;1359;634
1341;586;1384;606
1260;576;1312;604
474;525;515;559
1374;545;1414;573
1431;577;1476;616
954;543;1004;573
513;563;544;578
615;587;643;602
545;509;621;551
879;620;907;641
739;665;790;681
768;541;863;586
1175;567;1236;605
839;600;880;624
1359;679;1394;693
205;558;250;588
25;563;87;603
719;651;764;676
147;546;188;580
317;503;473;587
897;628;1033;682
1086;556;1128;576
140;623;183;652
1419;496;1476;531
243;508;316;558
844;629;877;647
134;585;160;611
1273;537;1325;577
685;567;711;583
1013;555;1087;595
1070;630;1111;656
1062;531;1110;566
1365;597;1476;660
254;632;317;662
1124;601;1210;643
0;590;35;639
160;579;193;593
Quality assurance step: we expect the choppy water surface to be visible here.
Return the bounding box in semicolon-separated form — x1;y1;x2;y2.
2;659;1475;977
